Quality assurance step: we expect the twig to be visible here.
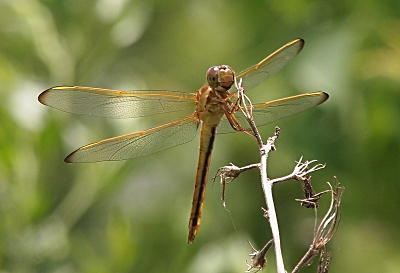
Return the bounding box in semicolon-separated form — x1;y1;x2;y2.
291;179;343;273
269;157;326;185
214;163;259;205
246;239;274;272
317;249;332;273
295;174;331;209
215;80;340;272
236;82;286;273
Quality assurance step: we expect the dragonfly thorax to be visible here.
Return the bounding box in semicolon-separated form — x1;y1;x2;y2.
195;85;227;127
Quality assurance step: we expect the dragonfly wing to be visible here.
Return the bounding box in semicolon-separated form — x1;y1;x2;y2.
231;39;304;93
217;92;328;134
38;86;196;118
65;116;200;162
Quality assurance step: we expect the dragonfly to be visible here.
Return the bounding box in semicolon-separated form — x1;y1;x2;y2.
38;38;328;243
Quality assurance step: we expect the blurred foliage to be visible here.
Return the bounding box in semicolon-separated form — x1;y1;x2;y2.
1;0;400;272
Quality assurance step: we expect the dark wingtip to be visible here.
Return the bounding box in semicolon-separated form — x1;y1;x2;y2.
64;152;74;163
321;92;329;103
37;88;51;105
294;38;305;51
38;85;76;105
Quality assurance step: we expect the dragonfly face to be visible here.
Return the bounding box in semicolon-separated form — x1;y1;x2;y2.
195;65;236;129
206;65;235;90
38;38;329;243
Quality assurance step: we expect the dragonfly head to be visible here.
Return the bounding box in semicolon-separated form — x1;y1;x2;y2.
206;65;235;91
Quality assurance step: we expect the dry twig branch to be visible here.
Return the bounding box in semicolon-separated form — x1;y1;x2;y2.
246;239;274;272
215;80;341;272
235;82;285;273
292;179;343;273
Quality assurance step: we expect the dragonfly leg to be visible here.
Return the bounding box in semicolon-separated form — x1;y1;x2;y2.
223;107;256;139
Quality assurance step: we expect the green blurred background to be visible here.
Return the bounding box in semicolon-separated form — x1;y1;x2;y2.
1;0;400;272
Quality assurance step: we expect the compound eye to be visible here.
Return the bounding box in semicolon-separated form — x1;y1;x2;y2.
206;66;219;87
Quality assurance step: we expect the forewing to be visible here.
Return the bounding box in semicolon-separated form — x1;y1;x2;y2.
38;86;196;118
65;116;200;162
217;92;329;134
231;39;304;93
